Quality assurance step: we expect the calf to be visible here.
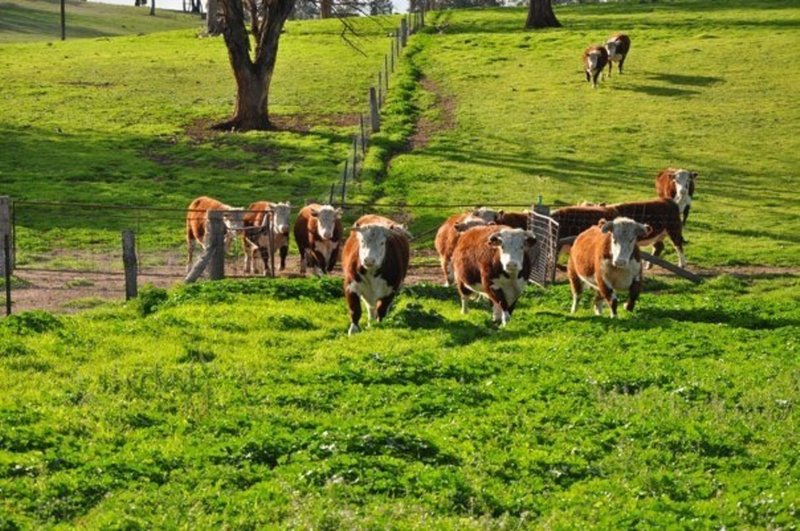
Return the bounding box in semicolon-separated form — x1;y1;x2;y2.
343;215;410;336
242;201;291;275
568;217;650;318
434;207;502;286
185;196;245;272
655;167;697;224
583;45;609;88
294;203;343;275
613;198;686;268
605;33;631;76
452;226;536;327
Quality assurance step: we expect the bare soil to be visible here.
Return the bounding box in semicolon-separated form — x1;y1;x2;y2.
409;76;457;150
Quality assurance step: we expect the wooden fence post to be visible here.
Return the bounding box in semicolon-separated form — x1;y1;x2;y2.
341;160;348;208
3;235;10;316
207;210;225;281
395;28;401;56
384;55;389;91
401;18;408;47
390;41;395;72
359;114;367;155
369;87;380;132
122;229;138;300
0;197;11;278
377;73;383;106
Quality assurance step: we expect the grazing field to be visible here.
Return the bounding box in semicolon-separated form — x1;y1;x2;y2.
367;0;800;267
1;275;798;527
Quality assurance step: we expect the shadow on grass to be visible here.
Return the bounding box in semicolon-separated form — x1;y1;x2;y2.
614;84;701;98
644;72;725;87
619;307;800;331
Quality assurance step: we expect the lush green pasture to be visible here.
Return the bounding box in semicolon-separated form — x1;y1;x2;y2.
0;0;200;43
1;274;798;527
367;0;800;267
0;6;399;260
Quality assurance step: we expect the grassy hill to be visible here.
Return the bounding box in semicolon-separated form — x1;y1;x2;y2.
0;0;201;42
1;275;798;527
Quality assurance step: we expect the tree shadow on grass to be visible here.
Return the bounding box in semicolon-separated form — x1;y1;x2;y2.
644;72;725;87
613;84;701;98
619;307;800;331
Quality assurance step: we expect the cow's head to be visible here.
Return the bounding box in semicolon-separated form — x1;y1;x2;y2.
670;169;696;209
268;202;291;235
599;217;651;267
455;215;490;233
586;49;604;71
472;206;503;224
605;40;618;58
488;228;536;275
311;205;342;241
352;224;395;271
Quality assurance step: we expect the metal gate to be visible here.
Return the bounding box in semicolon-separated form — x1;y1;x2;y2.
528;208;560;287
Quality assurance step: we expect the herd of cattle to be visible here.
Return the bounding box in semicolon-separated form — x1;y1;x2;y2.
583;33;631;87
185;167;697;334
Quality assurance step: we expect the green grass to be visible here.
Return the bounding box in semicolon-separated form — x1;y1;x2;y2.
359;0;800;267
0;0;201;43
1;275;798;527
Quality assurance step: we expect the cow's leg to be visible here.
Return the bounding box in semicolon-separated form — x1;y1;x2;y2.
376;293;397;322
326;247;338;273
568;268;583;314
298;247;307;275
585;70;591;83
597;278;618;318
260;248;271;277
186;236;194;273
279;245;288;271
440;256;451;287
645;240;665;270
456;282;470;315
666;228;687;268
625;275;642;313
607;61;613;77
483;278;511;326
346;289;362;336
366;298;379;325
311;251;324;276
682;205;691;225
618;56;625;74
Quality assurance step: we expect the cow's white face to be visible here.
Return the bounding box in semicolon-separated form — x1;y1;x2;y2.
605;41;618;58
353;225;392;271
455;214;490;233
472;207;501;224
586;50;603;71
601;217;650;267
222;208;245;231
313;205;341;241
270;202;291;235
488;228;536;275
671;169;694;209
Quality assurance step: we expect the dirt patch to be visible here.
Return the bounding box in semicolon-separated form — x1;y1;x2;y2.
184;114;358;140
409;76;457;150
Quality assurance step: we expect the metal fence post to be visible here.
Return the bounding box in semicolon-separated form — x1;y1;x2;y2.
341;160;348;207
369;87;380;132
208;210;225;281
122;229;138;300
0;196;11;279
3;235;10;316
268;212;276;278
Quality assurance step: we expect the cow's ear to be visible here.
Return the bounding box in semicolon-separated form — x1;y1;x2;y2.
525;231;537;247
285;201;291;208
496;210;504;218
690;172;698;179
599;218;613;233
638;224;653;238
335;208;343;216
455;222;467;232
310;210;319;217
488;233;503;247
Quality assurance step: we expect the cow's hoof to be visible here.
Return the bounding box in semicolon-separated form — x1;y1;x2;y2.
348;324;360;336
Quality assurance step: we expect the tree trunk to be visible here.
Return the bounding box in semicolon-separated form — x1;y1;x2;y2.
207;0;222;35
525;0;560;29
150;0;155;15
320;0;332;19
216;0;295;131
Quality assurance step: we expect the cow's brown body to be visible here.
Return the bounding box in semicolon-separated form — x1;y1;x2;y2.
583;45;609;87
452;226;534;324
185;196;242;271
567;223;643;317
343;215;410;334
294;204;343;275
605;33;631;75
241;201;290;275
435;213;485;286
655;167;697;224
497;211;529;230
553;199;686;266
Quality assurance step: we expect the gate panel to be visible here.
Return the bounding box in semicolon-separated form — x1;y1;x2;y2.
528;209;559;287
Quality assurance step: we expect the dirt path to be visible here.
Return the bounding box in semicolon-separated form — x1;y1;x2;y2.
5;250;797;315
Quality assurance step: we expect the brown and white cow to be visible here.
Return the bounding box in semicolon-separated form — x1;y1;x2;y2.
605;33;631;76
568;217;650;318
242;201;291;276
185;196;245;272
434;207;502;286
343;215;410;336
294;203;343;275
655;167;697;224
613;198;686;268
452;226;536;327
497;211;529;230
552;199;686;268
583;45;609;88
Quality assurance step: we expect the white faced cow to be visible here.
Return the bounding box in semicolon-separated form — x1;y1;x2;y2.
185;196;245;272
343;215;410;336
655;167;698;224
242;201;292;276
434;207;502;286
452;226;536;327
294;204;344;276
567;217;651;318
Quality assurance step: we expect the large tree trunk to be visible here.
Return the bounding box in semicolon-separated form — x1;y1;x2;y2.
207;0;223;35
320;0;332;18
216;0;295;131
525;0;560;29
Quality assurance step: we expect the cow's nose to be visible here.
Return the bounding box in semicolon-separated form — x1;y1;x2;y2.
613;258;628;267
506;261;520;272
363;257;376;267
